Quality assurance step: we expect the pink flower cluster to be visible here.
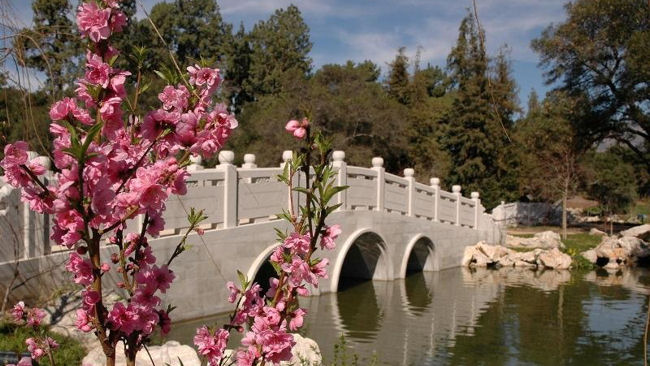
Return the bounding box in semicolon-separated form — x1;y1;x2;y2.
195;224;341;365
26;337;59;360
10;302;55;362
284;118;309;139
1;0;238;360
11;301;46;327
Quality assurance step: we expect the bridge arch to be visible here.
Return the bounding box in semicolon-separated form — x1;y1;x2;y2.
330;228;393;292
400;234;436;278
247;242;281;293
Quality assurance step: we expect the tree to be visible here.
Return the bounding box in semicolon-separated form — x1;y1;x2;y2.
15;0;80;96
515;91;582;239
246;5;312;98
441;12;518;208
532;0;650;168
136;0;233;69
386;47;410;105
584;151;637;234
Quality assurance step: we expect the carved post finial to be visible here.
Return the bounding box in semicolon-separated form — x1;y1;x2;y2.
403;168;414;178
218;150;234;165
242;154;257;169
282;150;293;164
188;155;204;171
332;150;345;163
371;157;384;168
452;185;461;194
430;177;440;187
471;191;480;199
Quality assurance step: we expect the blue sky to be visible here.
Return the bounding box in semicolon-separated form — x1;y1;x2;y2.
5;0;569;106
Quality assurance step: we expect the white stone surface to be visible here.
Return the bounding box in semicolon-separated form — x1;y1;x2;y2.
82;341;200;366
505;231;564;250
620;224;650;238
589;228;607;236
463;242;571;270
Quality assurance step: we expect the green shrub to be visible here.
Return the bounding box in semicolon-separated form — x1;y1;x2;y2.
0;319;85;365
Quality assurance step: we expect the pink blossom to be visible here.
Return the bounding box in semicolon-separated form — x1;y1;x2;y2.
226;281;240;303
26;307;46;327
285;118;309;139
311;258;329;280
194;326;229;366
76;2;112;42
159;85;190;112
65;252;94;285
236;349;257;366
135;264;175;293
75;309;93;332
107;302;139;335
2;141;29;166
258;329;294;364
283;232;311;255
25;337;57;360
11;301;25;322
85;52;111;88
320;224;341;250
289;308;306;331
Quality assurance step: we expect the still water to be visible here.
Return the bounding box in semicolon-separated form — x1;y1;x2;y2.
166;267;650;365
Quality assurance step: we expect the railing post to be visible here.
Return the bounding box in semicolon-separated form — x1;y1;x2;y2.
187;155;204;171
332;151;347;211
430;178;440;222
281;150;299;214
452;185;462;226
471;191;480;229
216;150;237;228
371;157;385;212
404;168;415;217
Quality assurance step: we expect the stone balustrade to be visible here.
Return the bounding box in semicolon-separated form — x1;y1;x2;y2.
0;150;490;262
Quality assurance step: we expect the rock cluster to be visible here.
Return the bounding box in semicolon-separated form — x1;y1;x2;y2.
580;224;650;269
82;333;322;366
505;231;565;250
462;241;572;270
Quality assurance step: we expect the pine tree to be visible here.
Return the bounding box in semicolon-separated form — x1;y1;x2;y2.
441;12;518;208
386;47;410;105
246;5;313;98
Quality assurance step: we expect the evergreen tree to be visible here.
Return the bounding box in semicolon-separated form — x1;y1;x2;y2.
441;12;517;208
386;47;410;105
246;5;313;98
224;23;253;114
137;0;233;69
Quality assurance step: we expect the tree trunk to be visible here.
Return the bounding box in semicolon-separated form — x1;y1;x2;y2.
609;210;614;236
562;193;568;240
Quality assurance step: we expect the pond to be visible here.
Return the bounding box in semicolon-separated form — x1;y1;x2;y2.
165;267;650;365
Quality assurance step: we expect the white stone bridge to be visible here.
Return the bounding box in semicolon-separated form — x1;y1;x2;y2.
0;150;502;321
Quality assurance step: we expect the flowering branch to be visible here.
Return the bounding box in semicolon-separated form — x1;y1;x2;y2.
193;118;345;366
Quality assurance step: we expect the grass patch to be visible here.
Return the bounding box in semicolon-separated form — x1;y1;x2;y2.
629;198;650;221
562;233;602;253
0;320;85;365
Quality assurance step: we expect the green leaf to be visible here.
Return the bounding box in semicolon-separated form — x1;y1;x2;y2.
237;270;248;289
153;70;169;83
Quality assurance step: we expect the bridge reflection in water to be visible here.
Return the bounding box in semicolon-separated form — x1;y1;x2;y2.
167;266;650;365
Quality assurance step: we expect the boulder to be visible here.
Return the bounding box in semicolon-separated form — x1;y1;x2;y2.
224;334;322;366
537;248;572;270
620;224;650;239
581;249;598;264
589;228;607;236
82;341;201;366
505;231;564;250
280;333;322;366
